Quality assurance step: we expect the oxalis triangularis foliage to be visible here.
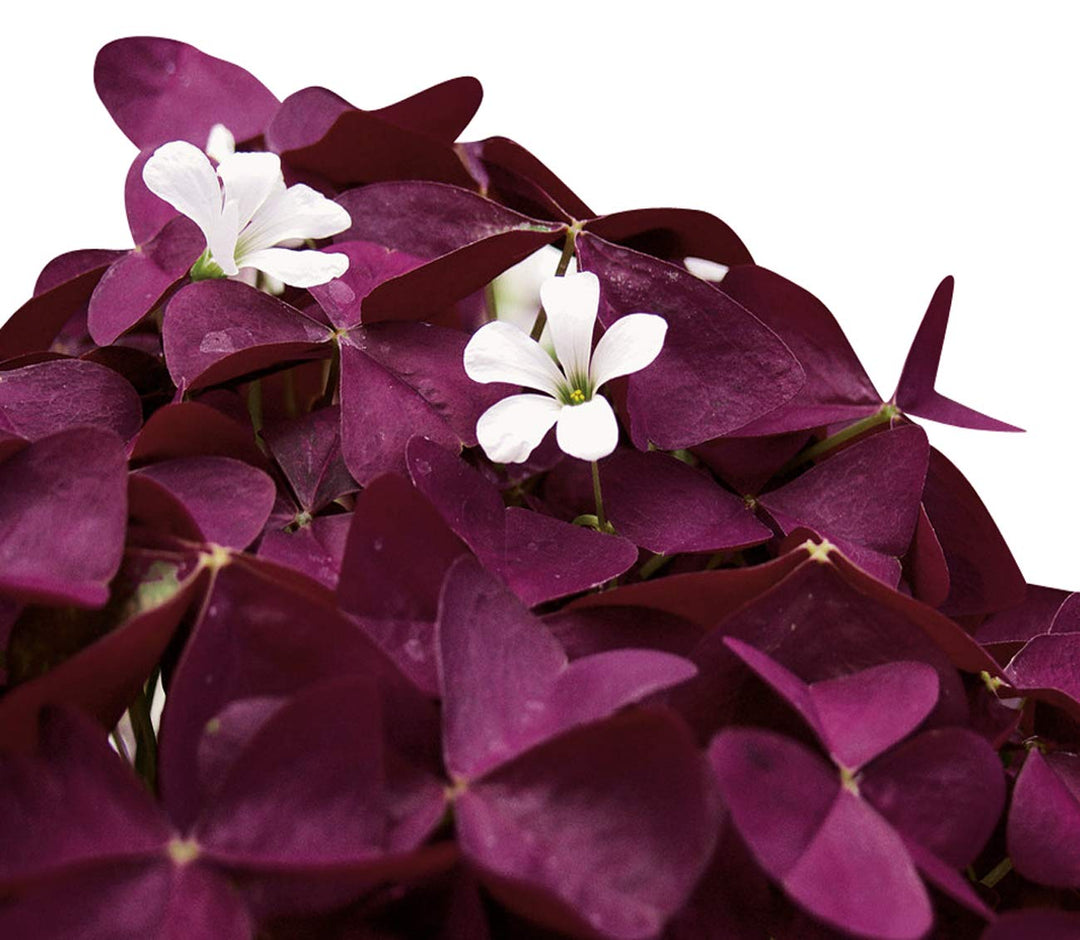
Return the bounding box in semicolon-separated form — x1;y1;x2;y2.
0;36;1077;940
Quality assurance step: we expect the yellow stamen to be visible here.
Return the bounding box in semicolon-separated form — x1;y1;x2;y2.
569;388;586;404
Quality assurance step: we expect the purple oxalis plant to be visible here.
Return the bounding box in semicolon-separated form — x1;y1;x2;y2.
0;34;1076;940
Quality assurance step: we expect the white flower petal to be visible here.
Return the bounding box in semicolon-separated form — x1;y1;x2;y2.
205;124;236;164
684;256;729;282
540;271;600;388
218;151;284;229
463;321;566;397
555;396;619;461
476;394;563;464
239;247;350;287
142;141;223;247
589;313;668;390
208;200;240;276
239;184;352;254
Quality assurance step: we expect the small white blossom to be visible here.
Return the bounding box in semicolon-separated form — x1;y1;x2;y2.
143;140;351;288
464;271;667;463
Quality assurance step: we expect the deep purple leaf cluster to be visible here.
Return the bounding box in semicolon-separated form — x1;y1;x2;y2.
1;35;1077;940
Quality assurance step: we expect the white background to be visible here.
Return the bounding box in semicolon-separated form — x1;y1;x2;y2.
2;3;1077;590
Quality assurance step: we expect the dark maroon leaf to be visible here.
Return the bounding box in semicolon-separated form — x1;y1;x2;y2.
458;136;594;222
0;708;171;887
337;474;469;693
257;511;351;589
88;216;205;346
408;438;638;606
1007;749;1080;888
0;358;142;442
278;102;477;189
261;406;355;513
759;425;930;585
162;279;333;390
0;550;203;753
307;241;425;330
437;558;694;779
158;556;405;829
334;182;564;322
585;207;752;268
983;909;1080;940
975;585;1072;646
130;400;267;468
691;430;812;498
723;638;939;771
0;254;120;362
1003;633;1080;721
0;428;127;607
708;728;932;940
133;457;276;550
719;265;882;435
922;447;1026;617
894;277;1022;431
859;728;1005;868
904;505;951;608
457;709;717;940
600;449;771;554
577;233;804;447
124;148;177;245
94;36;279;149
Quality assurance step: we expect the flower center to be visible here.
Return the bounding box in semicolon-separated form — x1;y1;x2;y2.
568;388;586;405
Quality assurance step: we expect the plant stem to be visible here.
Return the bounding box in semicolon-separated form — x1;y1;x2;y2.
529;228;578;341
638;553;671;580
129;682;157;792
979;857;1013;889
781;403;899;474
591;460;607;530
246;379;263;434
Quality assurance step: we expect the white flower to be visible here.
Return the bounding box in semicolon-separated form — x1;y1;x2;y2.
464;271;667;463
142;140;351;288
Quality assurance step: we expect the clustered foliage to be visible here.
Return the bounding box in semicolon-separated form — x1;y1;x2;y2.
1;36;1078;940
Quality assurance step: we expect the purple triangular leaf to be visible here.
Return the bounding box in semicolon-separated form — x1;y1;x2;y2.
974;585;1071;646
257;511;352;589
1003;632;1080;720
894;277;1022;431
162;279;332;390
0;253;121;362
130;400;267;468
0;428;127;607
158;557;404;829
261;406;356;513
307;241;425;330
1007;749;1080;888
88;216;205;346
339;324;502;484
576;233;804;447
458;709;716;940
718;265;882;435
859;728;1005;868
708;728;932;940
0;550;203;753
982;910;1080;940
437;558;694;780
94;37;279;149
458;136;594;222
0;358;142;442
133;457;277;550
278;102;477;189
335;181;564;322
585;207;752;267
600;449;771;554
759;424;929;562
0;708;170;888
922;447;1026;616
408;438;637;606
723;638;939;770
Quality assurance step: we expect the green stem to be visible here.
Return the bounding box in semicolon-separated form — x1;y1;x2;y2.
315;341;342;410
129;683;157;792
246;379;263;435
979;857;1013;889
530;229;578;341
638;553;671;580
781;403;899;474
591;460;608;531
